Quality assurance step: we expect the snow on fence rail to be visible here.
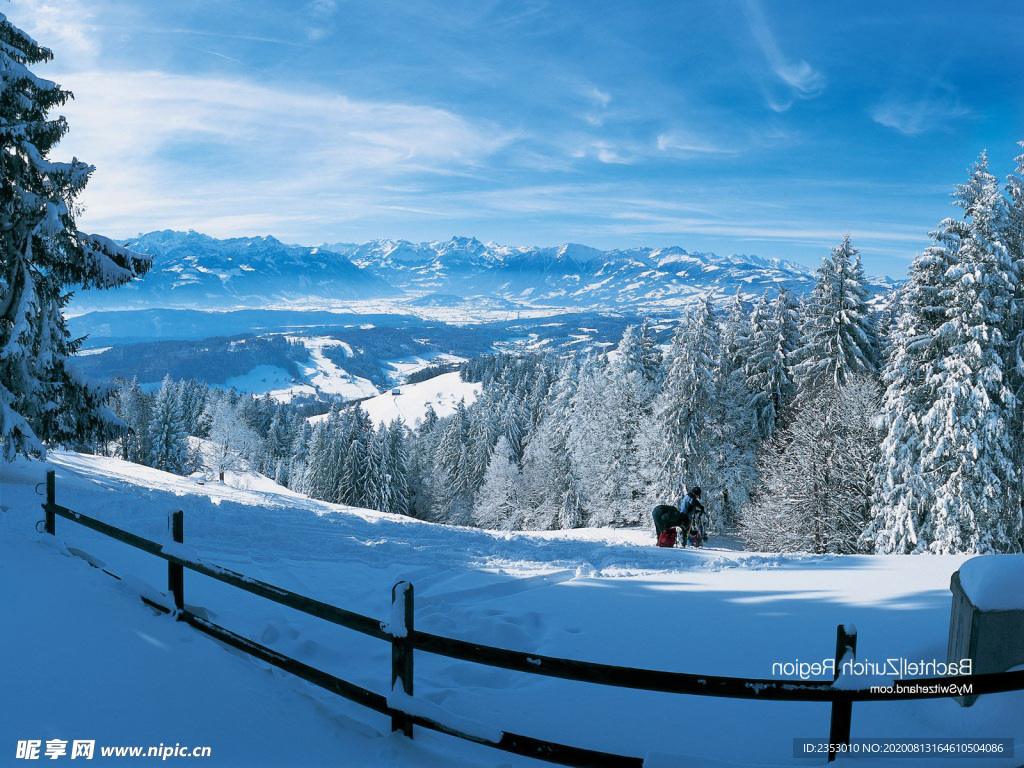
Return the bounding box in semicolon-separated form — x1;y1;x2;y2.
39;471;1024;767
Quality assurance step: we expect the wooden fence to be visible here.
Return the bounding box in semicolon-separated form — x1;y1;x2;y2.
39;471;1024;766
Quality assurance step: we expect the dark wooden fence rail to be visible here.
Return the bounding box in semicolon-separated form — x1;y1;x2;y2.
40;471;1024;766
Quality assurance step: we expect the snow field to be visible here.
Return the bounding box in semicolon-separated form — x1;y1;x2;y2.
309;371;482;428
2;451;1022;766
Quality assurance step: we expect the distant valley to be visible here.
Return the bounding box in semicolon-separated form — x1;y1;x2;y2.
67;230;898;401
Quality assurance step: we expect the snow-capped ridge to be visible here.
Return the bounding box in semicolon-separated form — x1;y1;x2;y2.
71;230;896;313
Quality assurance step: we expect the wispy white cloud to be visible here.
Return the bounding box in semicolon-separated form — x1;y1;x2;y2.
589;87;612;109
870;87;972;136
9;0;101;66
304;0;339;41
656;130;736;157
581;86;612;126
55;69;515;237
742;0;825;111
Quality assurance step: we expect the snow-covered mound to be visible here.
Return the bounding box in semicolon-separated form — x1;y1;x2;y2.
308;371;481;427
2;452;1021;767
359;372;481;427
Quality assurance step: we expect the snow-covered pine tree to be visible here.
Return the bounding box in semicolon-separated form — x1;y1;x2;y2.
431;400;473;523
745;289;799;440
147;375;189;474
472;435;524;530
648;299;722;506
1004;143;1024;524
565;351;647;526
741;375;880;553
296;416;340;500
334;408;368;506
177;379;208;437
286;420;313;490
615;319;664;390
521;355;584;529
917;154;1021;553
0;14;150;459
382;419;411;516
866;244;953;553
406;404;442;518
791;236;878;401
721;290;752;377
109;377;152;464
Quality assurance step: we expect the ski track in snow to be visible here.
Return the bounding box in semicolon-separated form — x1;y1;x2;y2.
2;451;1021;767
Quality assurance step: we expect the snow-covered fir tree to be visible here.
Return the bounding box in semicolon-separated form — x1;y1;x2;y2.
866;244;954;553
109;378;153;464
431;400;473;523
147;376;190;474
1004;144;1024;522
520;355;584;529
472;435;524;530
0;14;150;459
745;289;799;440
918;155;1021;553
792;236;878;400
742;376;880;553
647;299;722;507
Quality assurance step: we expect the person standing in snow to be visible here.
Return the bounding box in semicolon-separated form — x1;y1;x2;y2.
680;487;705;546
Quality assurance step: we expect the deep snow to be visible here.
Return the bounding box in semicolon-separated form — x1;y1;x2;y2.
1;452;1022;767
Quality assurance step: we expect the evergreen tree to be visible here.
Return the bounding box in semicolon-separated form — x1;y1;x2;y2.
918;154;1021;553
521;355;584;529
148;376;189;474
648;300;722;505
0;14;150;459
866;247;952;553
742;376;880;553
1004;143;1024;525
472;435;524;530
431;401;473;523
615;319;663;390
870;153;1021;554
746;289;799;440
407;404;442;518
792;236;878;400
109;378;152;464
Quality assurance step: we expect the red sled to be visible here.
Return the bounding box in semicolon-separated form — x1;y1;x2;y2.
657;528;677;548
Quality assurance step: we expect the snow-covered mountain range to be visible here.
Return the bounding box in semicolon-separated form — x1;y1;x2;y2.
69;230;897;312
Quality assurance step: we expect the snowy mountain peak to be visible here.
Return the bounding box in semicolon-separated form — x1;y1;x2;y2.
71;230;896;313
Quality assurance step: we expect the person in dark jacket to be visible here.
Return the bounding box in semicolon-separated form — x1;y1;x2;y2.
652;487;704;548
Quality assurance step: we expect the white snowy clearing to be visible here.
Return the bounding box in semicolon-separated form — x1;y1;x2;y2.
260;335;379;403
311;372;482;428
1;452;1022;767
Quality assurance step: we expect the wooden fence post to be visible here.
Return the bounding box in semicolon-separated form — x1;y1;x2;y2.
828;624;857;762
45;470;56;535
168;510;184;611
390;580;414;738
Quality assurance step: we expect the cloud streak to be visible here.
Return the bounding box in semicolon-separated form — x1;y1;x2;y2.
871;87;972;136
742;0;825;111
55;69;515;237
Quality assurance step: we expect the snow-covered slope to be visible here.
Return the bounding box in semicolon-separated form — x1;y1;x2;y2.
3;452;1021;767
309;372;481;427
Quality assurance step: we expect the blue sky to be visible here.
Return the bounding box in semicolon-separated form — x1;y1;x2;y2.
14;0;1024;277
